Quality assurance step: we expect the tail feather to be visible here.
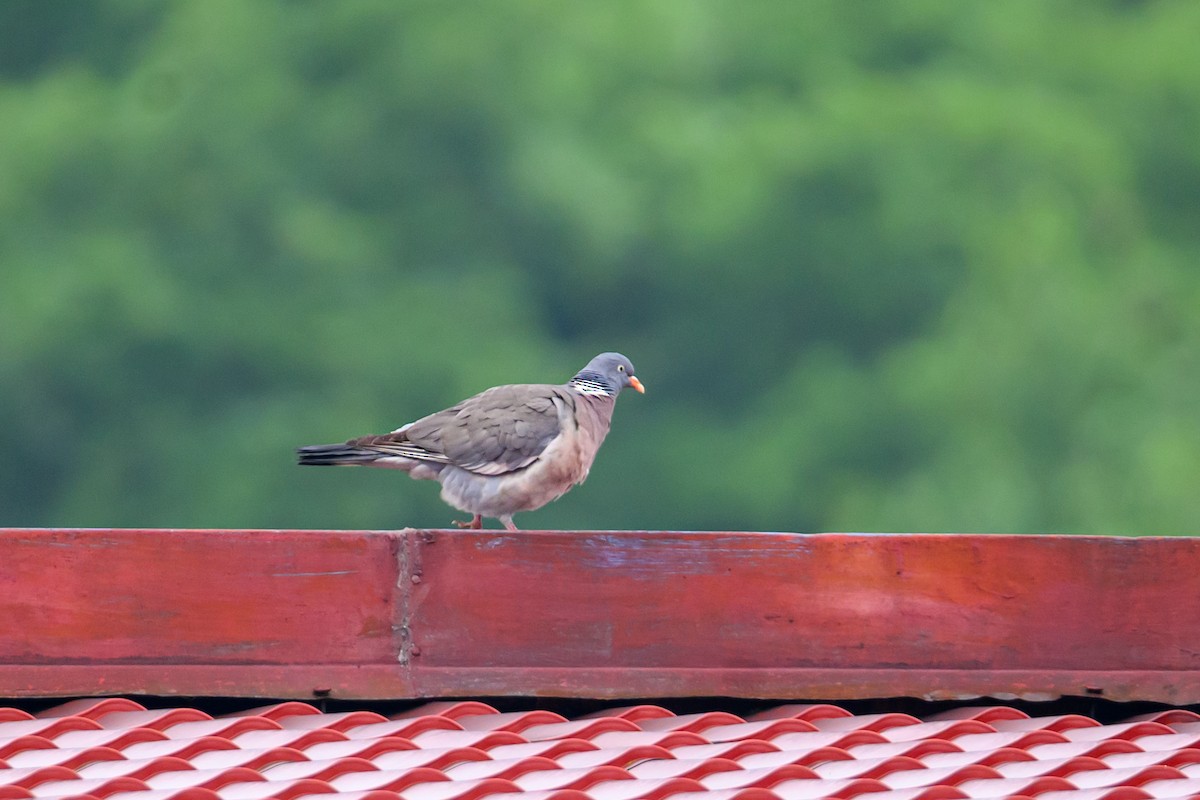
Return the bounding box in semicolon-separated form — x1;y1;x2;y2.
296;443;382;466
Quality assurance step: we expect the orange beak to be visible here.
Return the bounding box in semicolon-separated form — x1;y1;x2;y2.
628;376;645;394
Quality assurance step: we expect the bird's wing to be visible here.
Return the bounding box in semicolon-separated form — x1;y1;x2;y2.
356;384;569;476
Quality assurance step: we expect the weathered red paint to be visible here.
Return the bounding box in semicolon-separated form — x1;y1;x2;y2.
0;528;1197;701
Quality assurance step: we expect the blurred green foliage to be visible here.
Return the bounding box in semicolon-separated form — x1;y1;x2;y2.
2;0;1199;534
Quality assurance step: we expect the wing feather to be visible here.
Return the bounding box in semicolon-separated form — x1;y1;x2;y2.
355;384;568;477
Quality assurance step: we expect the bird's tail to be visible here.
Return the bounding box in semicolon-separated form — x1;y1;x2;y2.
296;443;383;466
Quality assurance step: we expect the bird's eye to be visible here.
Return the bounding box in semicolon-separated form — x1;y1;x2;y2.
618;364;625;372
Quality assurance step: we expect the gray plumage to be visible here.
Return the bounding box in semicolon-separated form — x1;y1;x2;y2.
297;353;644;530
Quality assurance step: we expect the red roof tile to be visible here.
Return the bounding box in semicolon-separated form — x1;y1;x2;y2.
186;746;307;770
698;765;815;790
393;707;498;723
395;778;520;800
919;746;1031;768
303;740;417;762
35;703;144;722
0;739;55;760
261;758;381;782
143;766;263;791
1040;791;1153;800
50;733;164;753
1140;777;1200;797
878;721;996;743
1026;741;1144;760
1107;750;1200;769
0;723;100;742
771;776;887;798
218;778;336;800
522;723;640;744
119;738;238;762
993;755;1110;778
666;791;781;800
1137;734;1200;752
6;701;1200;800
552;748;670;771
32;776;149;798
846;741;958;761
94;713;209;733
1066;724;1178;742
580;776;702;800
487;743;599;763
442;757;561;782
744;706;851;723
227;704;322;722
764;731;887;751
513;767;632;792
106;790;219;800
351;722;464;742
811;756;925;780
952;730;1069;750
810;715;922;734
735;747;850;769
0;768;79;789
585;735;706;752
281;715;390;734
229;729;348;751
696;723;815;745
991;715;1101;733
368;749;490;772
75;759;194;781
330;768;448;793
406;733;526;752
578;710;674;725
457;716;565;735
5;748;124;770
625;759;742;782
954;774;1075;797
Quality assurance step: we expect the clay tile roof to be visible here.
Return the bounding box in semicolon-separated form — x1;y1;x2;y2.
585;735;707;752
521;722;640;744
556;747;670;772
577;710;675;725
229;729;348;751
626;759;743;782
6;747;125;770
810;716;922;734
919;745;1031;768
94;713;209;733
279;714;389;734
36;702;144;722
736;747;849;769
393;706;499;723
32;775;149;798
225;704;321;722
442;757;561;782
406;733;526;752
6;700;1200;800
744;706;852;724
456;716;566;735
486;742;599;763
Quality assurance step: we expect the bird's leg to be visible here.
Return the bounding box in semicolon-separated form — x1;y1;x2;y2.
500;515;518;532
452;514;482;529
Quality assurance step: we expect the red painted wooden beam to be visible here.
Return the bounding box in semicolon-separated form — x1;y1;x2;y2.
0;528;1196;702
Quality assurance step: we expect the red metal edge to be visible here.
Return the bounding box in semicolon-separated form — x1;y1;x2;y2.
0;528;1198;702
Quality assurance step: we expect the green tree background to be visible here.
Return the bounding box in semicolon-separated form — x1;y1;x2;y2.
2;1;1198;534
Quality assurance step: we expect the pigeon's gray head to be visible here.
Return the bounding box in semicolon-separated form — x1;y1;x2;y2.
571;352;645;396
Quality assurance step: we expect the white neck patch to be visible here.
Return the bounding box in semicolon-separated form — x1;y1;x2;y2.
570;379;613;397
